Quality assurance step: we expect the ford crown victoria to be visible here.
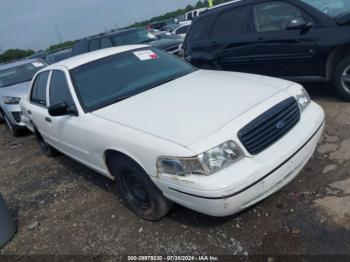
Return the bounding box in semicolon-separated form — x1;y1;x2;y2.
20;46;325;220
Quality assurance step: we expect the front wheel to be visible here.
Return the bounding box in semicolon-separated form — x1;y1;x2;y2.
4;114;20;137
110;155;173;221
0;109;5;124
333;57;350;101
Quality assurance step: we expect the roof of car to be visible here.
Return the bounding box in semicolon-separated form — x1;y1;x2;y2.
45;45;148;70
81;28;141;42
0;58;42;71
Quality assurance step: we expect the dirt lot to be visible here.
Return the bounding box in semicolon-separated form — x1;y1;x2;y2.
0;84;349;257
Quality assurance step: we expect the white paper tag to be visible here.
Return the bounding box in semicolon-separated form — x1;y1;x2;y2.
133;50;159;61
32;62;44;67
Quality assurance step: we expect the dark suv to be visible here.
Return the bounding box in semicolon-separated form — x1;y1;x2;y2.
72;28;183;57
184;0;350;100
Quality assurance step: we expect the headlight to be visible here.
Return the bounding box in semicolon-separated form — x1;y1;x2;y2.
295;88;310;111
3;96;21;105
157;141;243;176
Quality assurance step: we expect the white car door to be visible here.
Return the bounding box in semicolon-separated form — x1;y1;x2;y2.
27;71;54;143
46;69;91;164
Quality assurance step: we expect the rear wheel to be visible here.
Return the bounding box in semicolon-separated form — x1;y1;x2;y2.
108;154;173;221
34;129;58;157
4;114;20;137
333;57;350;101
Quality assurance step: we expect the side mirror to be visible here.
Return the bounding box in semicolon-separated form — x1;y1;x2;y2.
48;101;77;117
286;17;308;30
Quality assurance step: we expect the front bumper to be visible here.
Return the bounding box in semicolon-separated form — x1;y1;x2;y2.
153;102;325;216
2;104;25;127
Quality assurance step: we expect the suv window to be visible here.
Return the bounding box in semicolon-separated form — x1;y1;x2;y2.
101;37;113;48
254;1;312;32
72;41;89;56
187;15;213;42
212;7;251;38
31;71;49;106
176;25;190;34
49;71;75;106
89;39;101;52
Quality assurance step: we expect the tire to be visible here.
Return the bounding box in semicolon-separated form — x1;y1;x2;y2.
333;56;350;101
34;129;58;157
108;155;173;221
0;109;4;124
3;114;20;137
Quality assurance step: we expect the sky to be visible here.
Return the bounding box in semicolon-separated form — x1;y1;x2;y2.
0;0;198;52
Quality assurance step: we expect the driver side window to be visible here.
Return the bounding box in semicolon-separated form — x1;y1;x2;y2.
254;1;312;32
49;70;75;106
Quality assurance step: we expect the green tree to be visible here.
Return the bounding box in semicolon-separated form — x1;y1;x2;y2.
0;49;35;63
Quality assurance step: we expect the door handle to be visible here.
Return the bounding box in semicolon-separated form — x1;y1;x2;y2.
27;110;32;115
45;117;52;123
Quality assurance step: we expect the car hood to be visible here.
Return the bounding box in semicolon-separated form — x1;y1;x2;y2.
149;38;183;49
0;81;31;99
92;70;293;147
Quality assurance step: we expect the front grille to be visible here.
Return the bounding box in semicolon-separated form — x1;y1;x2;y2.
238;97;300;155
12;112;22;123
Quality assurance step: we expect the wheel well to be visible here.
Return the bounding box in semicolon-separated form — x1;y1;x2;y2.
33;125;43;142
326;45;350;81
104;150;143;178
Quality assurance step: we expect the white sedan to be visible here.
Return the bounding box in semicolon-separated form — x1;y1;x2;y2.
20;45;325;220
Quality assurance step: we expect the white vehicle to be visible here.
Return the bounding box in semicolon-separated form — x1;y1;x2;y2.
185;8;208;20
21;45;325;221
172;24;191;39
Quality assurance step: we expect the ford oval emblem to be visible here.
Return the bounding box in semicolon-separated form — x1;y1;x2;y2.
276;121;285;129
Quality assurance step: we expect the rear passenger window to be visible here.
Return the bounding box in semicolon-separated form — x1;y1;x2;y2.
101;37;113;48
211;7;251;39
187;16;213;41
89;39;101;51
49;71;75;106
30;71;49;106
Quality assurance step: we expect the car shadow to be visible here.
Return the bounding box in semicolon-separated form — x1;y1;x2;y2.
52;153;256;227
303;82;342;103
53;154;115;193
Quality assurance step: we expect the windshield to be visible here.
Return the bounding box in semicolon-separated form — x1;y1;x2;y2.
301;0;350;17
70;48;196;112
112;29;157;45
0;61;46;88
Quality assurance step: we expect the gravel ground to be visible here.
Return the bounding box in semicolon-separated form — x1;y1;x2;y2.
0;84;349;258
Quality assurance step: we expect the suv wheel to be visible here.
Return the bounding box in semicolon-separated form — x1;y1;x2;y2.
109;155;173;221
4;114;20;137
334;57;350;101
0;109;4;124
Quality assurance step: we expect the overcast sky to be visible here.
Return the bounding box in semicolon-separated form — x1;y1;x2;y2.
0;0;198;51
